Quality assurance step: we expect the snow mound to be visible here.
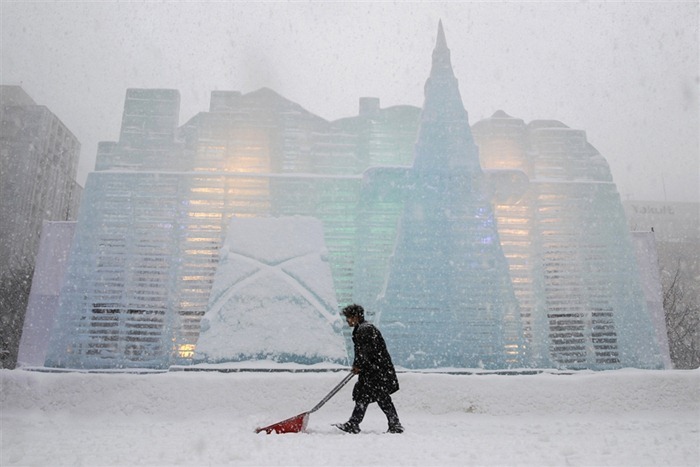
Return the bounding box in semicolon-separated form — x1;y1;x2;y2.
194;216;348;365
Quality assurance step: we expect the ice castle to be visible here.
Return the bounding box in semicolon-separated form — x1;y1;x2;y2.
40;22;669;370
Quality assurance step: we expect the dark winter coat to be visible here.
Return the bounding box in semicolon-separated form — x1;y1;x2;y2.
351;320;399;403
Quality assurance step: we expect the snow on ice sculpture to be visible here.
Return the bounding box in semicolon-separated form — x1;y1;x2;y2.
369;22;523;369
193;216;349;364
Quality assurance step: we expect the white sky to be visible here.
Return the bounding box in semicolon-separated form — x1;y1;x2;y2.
2;1;698;202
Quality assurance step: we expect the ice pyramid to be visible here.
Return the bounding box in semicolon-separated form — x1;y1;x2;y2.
194;216;348;364
371;22;523;369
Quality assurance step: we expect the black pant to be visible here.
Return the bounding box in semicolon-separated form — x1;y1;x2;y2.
349;395;400;427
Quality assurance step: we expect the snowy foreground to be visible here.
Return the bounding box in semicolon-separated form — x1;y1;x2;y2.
2;368;699;466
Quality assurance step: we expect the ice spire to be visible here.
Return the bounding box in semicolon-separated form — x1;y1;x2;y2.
431;20;454;77
414;20;480;174
375;21;522;369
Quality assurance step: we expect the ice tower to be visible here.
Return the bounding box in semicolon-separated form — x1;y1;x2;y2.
371;22;523;369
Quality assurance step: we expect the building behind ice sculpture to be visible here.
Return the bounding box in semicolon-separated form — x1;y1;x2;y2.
41;23;669;370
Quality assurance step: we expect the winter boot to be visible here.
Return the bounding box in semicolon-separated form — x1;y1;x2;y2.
387;422;404;434
333;422;361;434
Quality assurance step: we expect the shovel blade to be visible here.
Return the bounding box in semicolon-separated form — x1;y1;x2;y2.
255;412;309;434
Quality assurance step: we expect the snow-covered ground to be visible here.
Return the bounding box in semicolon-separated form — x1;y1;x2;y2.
2;367;698;466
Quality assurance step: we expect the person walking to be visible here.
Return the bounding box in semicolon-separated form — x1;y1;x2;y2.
334;304;404;434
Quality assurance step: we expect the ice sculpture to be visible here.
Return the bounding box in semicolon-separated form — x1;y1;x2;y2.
193;216;348;364
472;111;670;369
630;232;673;369
367;22;523;369
41;21;669;371
17;221;76;367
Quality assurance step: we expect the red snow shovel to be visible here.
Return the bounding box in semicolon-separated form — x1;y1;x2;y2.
255;371;355;434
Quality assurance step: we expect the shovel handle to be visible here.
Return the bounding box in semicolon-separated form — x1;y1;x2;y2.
308;371;355;414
